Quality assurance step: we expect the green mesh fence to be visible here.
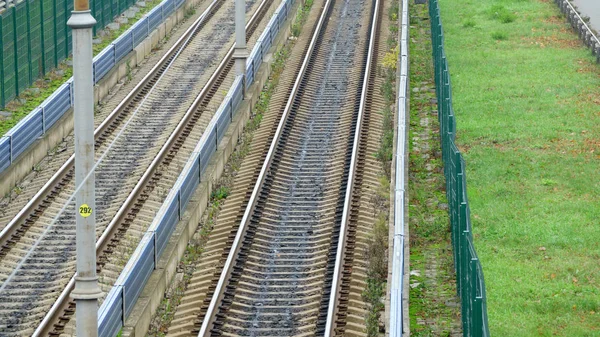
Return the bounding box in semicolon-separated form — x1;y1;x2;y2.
427;0;491;336
15;1;29;94
0;0;145;107
1;9;16;105
29;0;42;81
54;0;66;61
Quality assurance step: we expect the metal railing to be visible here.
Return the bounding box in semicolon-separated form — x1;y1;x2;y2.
0;0;186;175
428;0;490;336
97;0;294;335
389;0;408;334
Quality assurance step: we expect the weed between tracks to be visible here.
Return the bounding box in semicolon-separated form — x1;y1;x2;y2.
438;0;600;335
147;2;314;332
407;2;462;336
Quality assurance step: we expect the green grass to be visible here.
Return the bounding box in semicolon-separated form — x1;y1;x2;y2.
491;30;508;40
437;0;600;335
0;0;164;137
291;0;314;37
488;4;516;24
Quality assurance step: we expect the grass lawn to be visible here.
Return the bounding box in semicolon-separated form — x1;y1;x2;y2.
436;0;600;335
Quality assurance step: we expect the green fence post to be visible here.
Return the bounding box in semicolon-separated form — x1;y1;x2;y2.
26;0;32;85
64;0;70;58
53;0;58;67
462;249;470;337
473;265;484;337
12;6;19;97
457;151;465;293
41;0;46;74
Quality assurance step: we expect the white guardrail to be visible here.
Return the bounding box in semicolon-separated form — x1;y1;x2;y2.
0;0;186;174
97;0;293;335
389;0;409;335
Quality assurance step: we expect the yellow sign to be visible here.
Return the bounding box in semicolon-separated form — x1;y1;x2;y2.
79;204;93;218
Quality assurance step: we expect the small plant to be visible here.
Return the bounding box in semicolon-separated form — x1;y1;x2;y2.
375;106;394;177
389;1;399;21
387;35;397;49
499;12;516;24
366;215;389;280
13;185;22;195
381;45;399;71
185;7;196;19
125;61;133;83
211;185;230;200
462;18;476;28
489;5;516;24
362;278;385;336
291;0;314;37
491;31;508;40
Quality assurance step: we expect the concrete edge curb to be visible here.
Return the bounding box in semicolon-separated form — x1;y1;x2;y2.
385;0;410;335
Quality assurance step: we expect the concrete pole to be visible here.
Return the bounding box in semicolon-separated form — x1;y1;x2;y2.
233;0;247;94
67;1;102;336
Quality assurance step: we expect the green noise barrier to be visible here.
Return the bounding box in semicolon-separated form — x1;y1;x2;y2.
0;0;138;107
428;0;491;336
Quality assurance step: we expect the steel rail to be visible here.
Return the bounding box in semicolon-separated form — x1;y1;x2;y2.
0;0;220;251
30;0;271;334
196;0;337;334
322;0;380;333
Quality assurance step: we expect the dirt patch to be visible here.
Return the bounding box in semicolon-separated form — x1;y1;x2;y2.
576;88;600;105
574;57;598;74
545;134;600;158
543;14;566;25
521;31;582;49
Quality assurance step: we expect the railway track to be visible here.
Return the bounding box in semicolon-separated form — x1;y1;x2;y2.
0;0;280;334
150;0;395;333
154;7;315;335
186;0;382;333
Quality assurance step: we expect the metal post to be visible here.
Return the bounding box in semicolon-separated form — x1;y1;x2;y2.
233;0;247;95
67;1;101;336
